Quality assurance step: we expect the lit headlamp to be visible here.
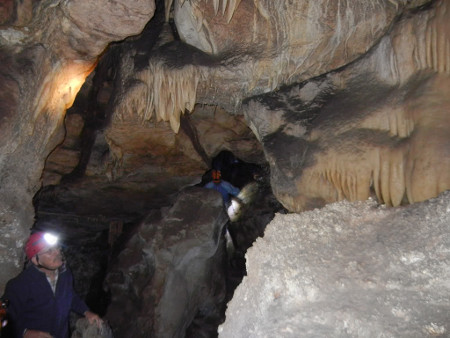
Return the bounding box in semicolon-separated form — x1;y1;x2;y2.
25;231;60;259
43;233;59;246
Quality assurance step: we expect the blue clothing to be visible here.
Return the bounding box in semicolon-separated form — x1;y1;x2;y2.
3;263;89;338
205;180;240;204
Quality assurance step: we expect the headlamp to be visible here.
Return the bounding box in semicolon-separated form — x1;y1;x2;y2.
43;233;59;246
227;198;242;221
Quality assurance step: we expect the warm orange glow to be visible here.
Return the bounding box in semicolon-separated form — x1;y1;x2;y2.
60;74;85;109
33;60;97;122
56;61;95;110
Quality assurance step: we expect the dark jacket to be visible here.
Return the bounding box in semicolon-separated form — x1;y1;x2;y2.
3;263;89;338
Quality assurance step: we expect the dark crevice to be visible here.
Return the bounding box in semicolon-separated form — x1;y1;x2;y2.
180;113;210;166
60;46;121;184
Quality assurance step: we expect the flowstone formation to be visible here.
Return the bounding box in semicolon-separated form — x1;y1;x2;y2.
115;0;409;130
243;0;450;212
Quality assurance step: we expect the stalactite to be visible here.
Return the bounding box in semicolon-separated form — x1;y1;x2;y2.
310;135;412;208
165;0;174;21
420;0;450;74
171;0;242;26
225;0;242;23
360;107;414;139
213;0;219;15
389;147;405;206
252;0;270;21
372;150;382;204
220;0;227;15
115;62;207;133
166;0;243;23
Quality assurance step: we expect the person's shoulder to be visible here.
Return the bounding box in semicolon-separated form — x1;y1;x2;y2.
5;266;32;290
59;263;73;277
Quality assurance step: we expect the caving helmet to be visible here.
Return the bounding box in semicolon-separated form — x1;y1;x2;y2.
25;231;59;259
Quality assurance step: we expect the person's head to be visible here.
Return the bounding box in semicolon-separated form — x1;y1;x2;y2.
212;169;221;183
25;232;63;271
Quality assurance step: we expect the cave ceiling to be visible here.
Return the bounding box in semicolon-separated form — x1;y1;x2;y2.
0;0;449;288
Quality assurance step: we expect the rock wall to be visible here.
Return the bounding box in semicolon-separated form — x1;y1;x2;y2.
104;187;230;337
244;0;450;212
0;0;154;291
122;0;411;126
219;190;450;337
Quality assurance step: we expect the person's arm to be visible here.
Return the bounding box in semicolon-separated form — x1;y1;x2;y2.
3;280;27;336
70;292;102;327
231;185;240;197
66;270;102;327
223;181;240;197
70;289;103;328
23;329;53;337
70;291;89;315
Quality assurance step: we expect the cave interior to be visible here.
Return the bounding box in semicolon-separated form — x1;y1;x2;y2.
0;0;449;337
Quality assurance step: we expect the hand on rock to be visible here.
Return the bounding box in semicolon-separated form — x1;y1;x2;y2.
84;311;103;328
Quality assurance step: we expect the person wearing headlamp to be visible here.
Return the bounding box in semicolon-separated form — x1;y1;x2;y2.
2;231;102;338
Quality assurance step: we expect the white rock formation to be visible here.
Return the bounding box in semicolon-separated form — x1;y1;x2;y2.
219;191;450;337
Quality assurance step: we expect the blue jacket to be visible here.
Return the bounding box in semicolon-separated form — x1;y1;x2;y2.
3;263;89;338
205;180;240;204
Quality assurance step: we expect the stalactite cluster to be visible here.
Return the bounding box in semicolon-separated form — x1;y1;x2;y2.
387;0;450;84
165;0;242;23
115;62;207;133
298;76;450;210
422;1;450;74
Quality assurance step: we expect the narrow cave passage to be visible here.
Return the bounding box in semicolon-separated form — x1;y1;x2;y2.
30;43;285;332
22;2;284;332
31;145;284;337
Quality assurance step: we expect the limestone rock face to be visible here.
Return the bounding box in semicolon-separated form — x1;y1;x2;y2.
243;0;450;212
134;0;410;122
120;0;427;131
219;191;450;337
104;187;229;337
60;0;154;56
177;0;398;67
